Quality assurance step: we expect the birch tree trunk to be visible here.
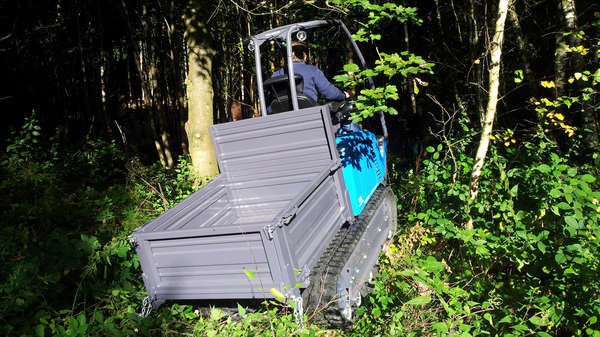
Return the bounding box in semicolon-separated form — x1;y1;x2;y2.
184;7;218;180
555;0;578;95
468;0;509;221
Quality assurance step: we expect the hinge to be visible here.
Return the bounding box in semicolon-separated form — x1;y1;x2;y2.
296;265;310;282
128;235;138;249
279;206;298;227
265;223;275;240
330;158;342;173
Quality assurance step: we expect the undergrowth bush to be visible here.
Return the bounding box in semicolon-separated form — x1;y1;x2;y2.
0;116;189;335
353;112;600;336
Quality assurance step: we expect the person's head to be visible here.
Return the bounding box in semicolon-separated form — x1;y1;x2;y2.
292;41;308;62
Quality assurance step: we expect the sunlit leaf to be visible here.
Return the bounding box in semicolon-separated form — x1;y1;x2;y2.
343;63;360;73
404;296;431;305
270;288;285;301
243;270;255;279
237;303;246;316
540;80;555;88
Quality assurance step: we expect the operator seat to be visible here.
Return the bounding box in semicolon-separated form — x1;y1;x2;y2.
264;74;317;114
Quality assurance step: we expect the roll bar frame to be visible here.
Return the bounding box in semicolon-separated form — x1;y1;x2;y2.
246;20;388;139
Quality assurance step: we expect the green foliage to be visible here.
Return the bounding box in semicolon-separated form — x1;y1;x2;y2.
4;111;42;164
334;50;433;121
0;116;187;335
330;1;434;122
353;107;600;335
129;155;203;215
348;9;600;337
331;0;422;31
1;116;143;335
532;13;599;152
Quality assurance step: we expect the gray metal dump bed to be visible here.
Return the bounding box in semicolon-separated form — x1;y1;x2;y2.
131;106;353;307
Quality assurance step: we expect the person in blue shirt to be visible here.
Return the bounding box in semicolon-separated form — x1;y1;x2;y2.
272;41;349;102
272;42;360;132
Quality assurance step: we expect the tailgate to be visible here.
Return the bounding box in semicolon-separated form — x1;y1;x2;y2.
135;230;278;300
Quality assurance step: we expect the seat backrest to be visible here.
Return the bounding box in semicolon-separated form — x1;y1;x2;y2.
264;74;317;114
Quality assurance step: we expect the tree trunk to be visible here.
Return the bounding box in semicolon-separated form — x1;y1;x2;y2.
432;0;444;35
184;9;218;180
467;0;509;225
404;22;417;115
507;0;534;92
555;0;578;95
75;2;91;136
468;0;485;124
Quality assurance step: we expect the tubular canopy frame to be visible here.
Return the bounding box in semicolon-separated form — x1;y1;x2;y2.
247;20;388;139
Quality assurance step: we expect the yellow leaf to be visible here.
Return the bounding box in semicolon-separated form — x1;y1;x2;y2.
415;78;429;86
568;77;575;83
270;288;285;301
413;79;419;95
489;135;496;140
540;80;556;88
511;139;516;143
554;113;564;121
504;141;510;147
243;270;255;279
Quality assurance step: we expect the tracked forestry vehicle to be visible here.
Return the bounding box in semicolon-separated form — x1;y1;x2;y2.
131;20;397;327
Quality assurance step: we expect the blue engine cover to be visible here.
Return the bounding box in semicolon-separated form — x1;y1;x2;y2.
336;130;386;216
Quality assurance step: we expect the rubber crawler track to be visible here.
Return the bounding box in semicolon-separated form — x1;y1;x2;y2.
302;184;397;329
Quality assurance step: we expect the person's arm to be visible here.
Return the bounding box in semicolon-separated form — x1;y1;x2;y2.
313;68;346;101
272;68;283;78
